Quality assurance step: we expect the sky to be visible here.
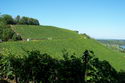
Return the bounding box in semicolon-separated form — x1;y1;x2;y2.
0;0;125;39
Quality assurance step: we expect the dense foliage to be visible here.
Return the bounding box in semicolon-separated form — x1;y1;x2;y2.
0;50;124;83
1;14;15;25
17;16;40;25
0;24;22;41
0;14;40;25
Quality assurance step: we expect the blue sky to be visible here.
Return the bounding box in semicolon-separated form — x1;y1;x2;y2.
0;0;125;39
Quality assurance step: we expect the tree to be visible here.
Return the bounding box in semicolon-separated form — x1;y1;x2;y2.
82;50;118;83
34;19;40;25
19;16;29;25
15;15;20;24
19;16;40;25
2;14;15;24
82;50;94;82
57;51;84;83
0;25;15;41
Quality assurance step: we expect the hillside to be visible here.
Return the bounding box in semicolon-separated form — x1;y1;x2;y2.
98;39;125;45
11;25;81;40
0;25;125;71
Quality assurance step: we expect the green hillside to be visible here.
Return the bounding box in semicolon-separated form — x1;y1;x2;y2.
0;25;125;71
12;25;81;40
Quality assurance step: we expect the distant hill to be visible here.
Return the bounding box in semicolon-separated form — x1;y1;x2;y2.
98;39;125;45
0;25;125;71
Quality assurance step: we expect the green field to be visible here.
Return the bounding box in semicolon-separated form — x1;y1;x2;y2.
12;25;81;40
0;25;125;71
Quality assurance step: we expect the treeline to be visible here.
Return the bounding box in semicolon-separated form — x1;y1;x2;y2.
0;14;40;25
0;50;125;83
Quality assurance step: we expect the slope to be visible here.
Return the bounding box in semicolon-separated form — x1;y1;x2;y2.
0;25;125;71
11;25;81;40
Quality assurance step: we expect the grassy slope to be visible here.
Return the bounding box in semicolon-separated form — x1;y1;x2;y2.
0;25;125;71
12;25;81;39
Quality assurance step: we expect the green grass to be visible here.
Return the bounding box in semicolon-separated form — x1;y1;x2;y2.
0;25;125;71
12;25;81;40
0;38;125;71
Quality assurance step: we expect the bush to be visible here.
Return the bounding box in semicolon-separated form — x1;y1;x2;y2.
12;33;22;41
0;25;15;41
0;50;121;83
0;24;22;41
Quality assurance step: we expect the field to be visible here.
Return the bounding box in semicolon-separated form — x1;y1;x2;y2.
1;35;125;71
0;25;125;71
12;25;81;40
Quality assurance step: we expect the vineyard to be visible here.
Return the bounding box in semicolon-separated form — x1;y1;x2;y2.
0;35;125;71
1;25;125;82
11;25;81;40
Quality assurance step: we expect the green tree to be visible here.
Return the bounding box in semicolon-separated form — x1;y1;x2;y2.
57;51;84;83
34;19;40;25
19;16;40;25
82;50;118;83
2;14;15;24
19;16;29;25
0;25;15;41
15;15;20;24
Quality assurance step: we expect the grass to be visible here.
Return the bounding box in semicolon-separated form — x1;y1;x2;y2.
0;25;125;71
12;25;81;40
1;38;125;71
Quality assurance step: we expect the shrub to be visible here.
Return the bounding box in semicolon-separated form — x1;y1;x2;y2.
12;33;22;41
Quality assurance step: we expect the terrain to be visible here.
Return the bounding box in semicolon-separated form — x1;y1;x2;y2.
0;25;125;71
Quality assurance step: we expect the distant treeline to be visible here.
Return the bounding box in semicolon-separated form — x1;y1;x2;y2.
0;14;40;25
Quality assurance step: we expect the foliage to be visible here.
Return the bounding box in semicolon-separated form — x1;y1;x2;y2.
12;33;22;41
118;70;125;83
0;24;22;41
0;50;122;83
1;14;15;25
0;38;125;71
15;15;20;24
0;14;40;25
19;16;39;25
0;24;14;41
